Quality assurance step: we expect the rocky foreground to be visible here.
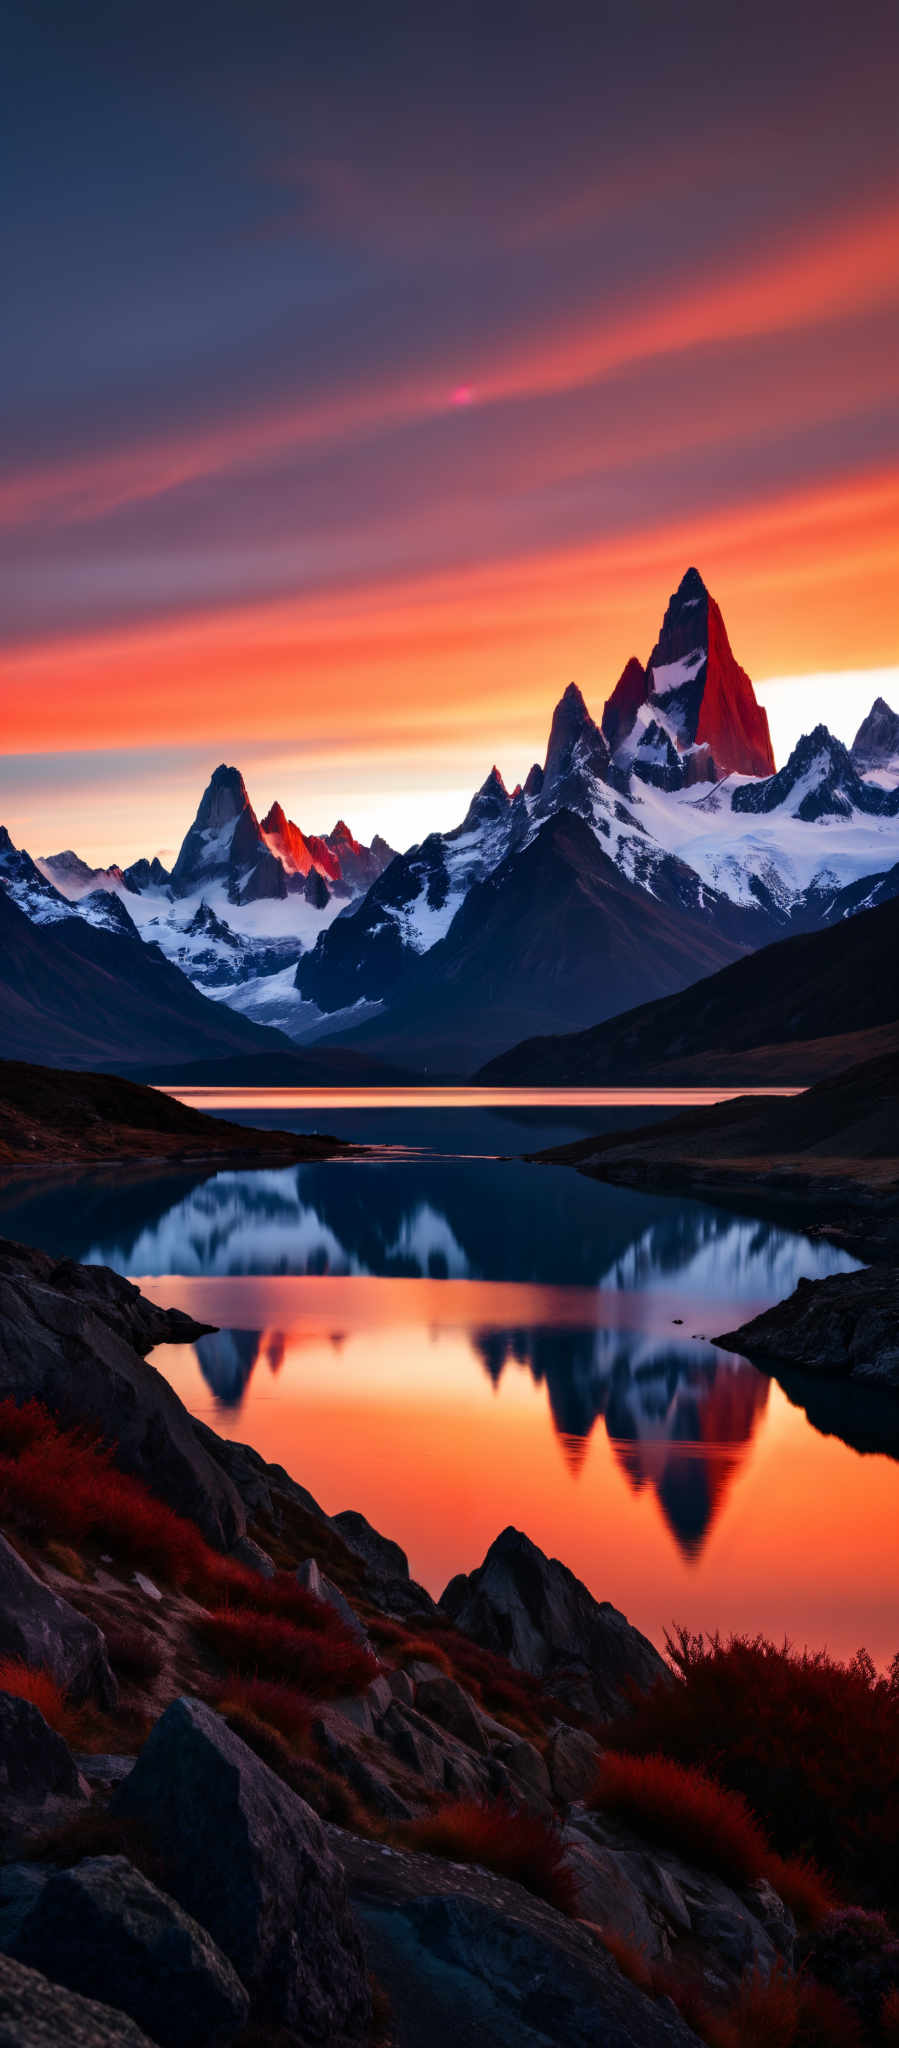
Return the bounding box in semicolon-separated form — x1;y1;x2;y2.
0;1059;357;1166
0;1240;893;2046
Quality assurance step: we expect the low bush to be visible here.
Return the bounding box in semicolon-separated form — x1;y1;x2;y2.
805;1909;899;2033
402;1799;578;1916
0;1656;71;1737
881;1987;899;2046
608;1630;899;1906
195;1605;377;1697
765;1852;836;1928
592;1751;768;1887
215;1676;314;1747
0;1401;210;1587
102;1620;165;1685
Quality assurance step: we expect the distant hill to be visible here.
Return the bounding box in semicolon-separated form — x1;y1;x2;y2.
0;1058;355;1164
0;885;297;1073
479;893;899;1085
532;1046;899;1214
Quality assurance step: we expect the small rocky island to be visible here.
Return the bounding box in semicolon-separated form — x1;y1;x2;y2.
0;1238;896;2046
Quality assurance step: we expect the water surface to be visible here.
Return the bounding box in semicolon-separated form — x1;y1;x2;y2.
4;1088;896;1665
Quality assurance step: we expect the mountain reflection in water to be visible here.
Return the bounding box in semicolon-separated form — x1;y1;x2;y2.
3;1138;897;1664
193;1315;770;1558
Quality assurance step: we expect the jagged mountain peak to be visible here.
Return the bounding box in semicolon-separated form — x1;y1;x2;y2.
851;696;899;773
543;681;608;796
601;657;648;750
732;722;899;821
598;566;776;784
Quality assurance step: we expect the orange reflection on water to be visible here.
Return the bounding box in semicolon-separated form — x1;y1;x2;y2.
146;1274;899;1667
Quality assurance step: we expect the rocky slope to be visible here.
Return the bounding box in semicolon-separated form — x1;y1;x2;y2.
716;1266;899;1390
0;1243;829;2046
0;1059;357;1166
479;889;899;1084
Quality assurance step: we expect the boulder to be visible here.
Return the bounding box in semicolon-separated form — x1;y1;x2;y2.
561;1834;665;1961
0;1694;86;1809
0;1536;117;1707
415;1676;490;1756
229;1534;276;1578
10;1854;249;2048
491;1736;552;1807
0;1241;243;1548
113;1696;370;2041
296;1557;370;1645
332;1509;436;1618
0;1952;156;2047
354;1889;700;2048
440;1528;667;1719
546;1724;600;1806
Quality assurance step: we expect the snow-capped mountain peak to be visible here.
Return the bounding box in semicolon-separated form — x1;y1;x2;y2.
602;566;775;786
732;724;899;821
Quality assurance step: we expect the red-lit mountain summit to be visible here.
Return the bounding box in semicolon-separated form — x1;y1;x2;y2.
602;567;776;783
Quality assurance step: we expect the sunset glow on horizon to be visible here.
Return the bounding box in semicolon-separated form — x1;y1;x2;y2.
2;3;897;862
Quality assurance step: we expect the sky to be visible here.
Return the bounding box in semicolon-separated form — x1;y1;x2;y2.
2;0;898;864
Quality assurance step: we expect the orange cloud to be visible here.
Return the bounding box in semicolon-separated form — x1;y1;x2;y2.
3;459;898;761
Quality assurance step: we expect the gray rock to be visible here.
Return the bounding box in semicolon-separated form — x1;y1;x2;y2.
416;1676;490;1755
0;1693;86;1807
314;1717;416;1822
11;1855;249;2048
744;1877;796;1966
113;1696;370;2041
229;1534;276;1577
0;1952;156;2047
440;1527;667;1719
380;1702;488;1802
0;1536;117;1707
72;1754;135;1788
296;1556;370;1645
332;1509;436;1618
492;1736;552;1806
387;1667;415;1706
356;1890;701;2048
0;1868;50;1953
0;1241;243;1548
546;1724;600;1805
717;1266;899;1388
561;1835;665;1960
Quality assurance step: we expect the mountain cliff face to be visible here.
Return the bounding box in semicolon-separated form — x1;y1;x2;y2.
602;567;775;784
851;696;899;775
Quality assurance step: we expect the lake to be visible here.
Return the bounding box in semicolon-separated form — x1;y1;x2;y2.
4;1087;898;1666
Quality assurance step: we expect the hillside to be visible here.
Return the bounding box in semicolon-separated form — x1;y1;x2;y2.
480;892;899;1084
0;1060;355;1165
0;886;297;1074
532;1048;899;1223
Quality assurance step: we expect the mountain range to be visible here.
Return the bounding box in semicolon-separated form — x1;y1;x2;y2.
2;565;899;1076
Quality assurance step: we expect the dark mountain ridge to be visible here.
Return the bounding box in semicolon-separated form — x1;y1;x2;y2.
480;891;899;1085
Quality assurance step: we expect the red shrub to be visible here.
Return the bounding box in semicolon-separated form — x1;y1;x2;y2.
598;1930;653;1992
102;1621;165;1685
592;1752;768;1887
194;1606;377;1698
0;1423;210;1588
793;1980;863;2048
608;1630;899;1905
402;1800;578;1916
0;1657;70;1735
881;1986;899;2046
215;1676;314;1747
0;1398;58;1455
765;1852;836;1929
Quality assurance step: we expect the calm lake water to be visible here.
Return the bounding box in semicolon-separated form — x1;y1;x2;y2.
4;1088;898;1665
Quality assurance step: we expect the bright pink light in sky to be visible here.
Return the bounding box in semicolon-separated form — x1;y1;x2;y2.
451;384;475;406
